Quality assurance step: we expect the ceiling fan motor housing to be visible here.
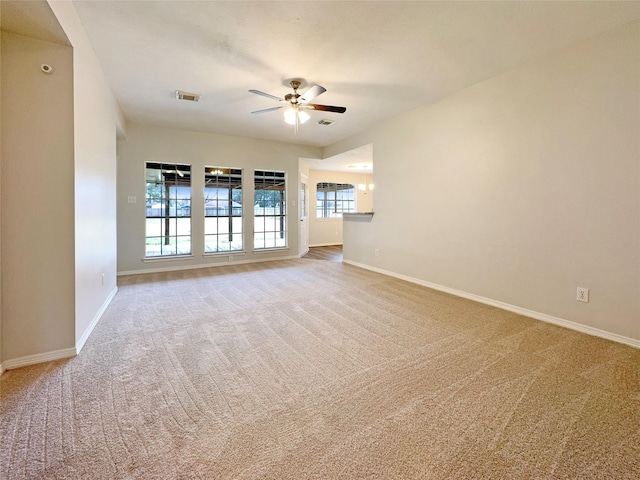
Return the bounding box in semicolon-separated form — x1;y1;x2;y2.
285;93;300;104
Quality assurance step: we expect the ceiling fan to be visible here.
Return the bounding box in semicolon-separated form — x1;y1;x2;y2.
249;80;346;133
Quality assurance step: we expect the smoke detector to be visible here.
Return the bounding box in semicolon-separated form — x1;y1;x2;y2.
175;90;201;102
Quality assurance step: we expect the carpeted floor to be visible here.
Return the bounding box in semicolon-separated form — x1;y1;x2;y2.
1;258;639;479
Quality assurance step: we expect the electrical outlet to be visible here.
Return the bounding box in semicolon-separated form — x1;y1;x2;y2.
228;255;233;262
101;273;105;286
374;249;379;257
577;287;589;303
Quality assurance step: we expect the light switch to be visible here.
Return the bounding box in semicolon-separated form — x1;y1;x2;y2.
127;196;136;204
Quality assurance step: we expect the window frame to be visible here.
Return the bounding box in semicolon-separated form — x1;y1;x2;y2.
204;166;244;254
144;162;192;258
253;170;287;250
315;182;356;219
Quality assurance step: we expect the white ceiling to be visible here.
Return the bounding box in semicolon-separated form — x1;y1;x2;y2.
5;1;640;169
305;144;373;173
69;0;640;150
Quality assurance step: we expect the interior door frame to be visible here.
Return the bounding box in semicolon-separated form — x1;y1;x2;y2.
299;173;309;257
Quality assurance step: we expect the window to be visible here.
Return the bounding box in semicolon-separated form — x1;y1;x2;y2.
316;183;355;218
254;170;286;249
145;162;191;257
204;167;243;253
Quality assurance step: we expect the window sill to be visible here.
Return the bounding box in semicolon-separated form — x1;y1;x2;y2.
203;251;246;258
254;247;289;254
143;254;194;263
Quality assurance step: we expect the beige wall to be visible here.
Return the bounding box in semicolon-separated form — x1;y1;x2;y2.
48;0;123;349
308;169;374;246
117;123;321;274
335;21;640;344
0;1;121;370
1;31;76;360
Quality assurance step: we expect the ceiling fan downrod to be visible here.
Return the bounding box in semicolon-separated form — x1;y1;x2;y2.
285;80;302;104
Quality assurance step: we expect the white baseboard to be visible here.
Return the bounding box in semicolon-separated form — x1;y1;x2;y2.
118;254;300;276
309;242;342;247
344;259;640;350
1;286;119;375
76;286;118;353
2;347;77;372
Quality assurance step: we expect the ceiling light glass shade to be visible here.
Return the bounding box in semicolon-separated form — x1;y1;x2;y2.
298;109;310;124
369;183;375;190
284;107;297;125
358;184;366;191
284;107;310;125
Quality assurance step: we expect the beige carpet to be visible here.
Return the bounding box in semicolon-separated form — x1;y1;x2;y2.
1;258;639;479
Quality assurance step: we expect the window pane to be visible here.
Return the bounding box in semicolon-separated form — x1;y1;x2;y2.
205;236;218;253
176;217;191;236
146;218;162;236
217;217;229;235
145;237;163;257
204;217;217;235
164;239;177;256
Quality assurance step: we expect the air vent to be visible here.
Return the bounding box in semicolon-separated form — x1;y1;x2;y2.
175;90;201;102
317;119;335;126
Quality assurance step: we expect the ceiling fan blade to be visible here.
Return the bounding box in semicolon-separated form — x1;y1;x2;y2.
251;106;285;114
249;89;284;102
305;104;347;114
299;84;326;104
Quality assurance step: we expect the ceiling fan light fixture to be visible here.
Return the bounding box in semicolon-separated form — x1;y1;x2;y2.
283;107;310;125
250;79;346;133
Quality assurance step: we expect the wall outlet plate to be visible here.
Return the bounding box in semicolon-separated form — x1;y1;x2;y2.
577;287;589;303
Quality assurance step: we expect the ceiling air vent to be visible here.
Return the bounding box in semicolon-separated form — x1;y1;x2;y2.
175;90;201;102
317;119;335;126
